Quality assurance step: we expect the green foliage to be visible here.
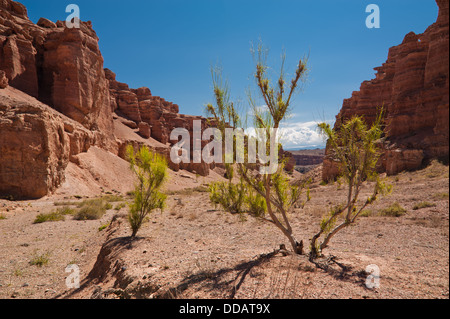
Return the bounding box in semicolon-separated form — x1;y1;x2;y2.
246;187;267;217
311;112;392;258
208;178;267;217
29;251;50;267
98;222;110;232
114;202;126;211
33;206;75;224
209;178;248;215
380;202;407;217
73;199;110;221
206;43;309;255
101;194;124;203
34;211;65;224
127;145;167;238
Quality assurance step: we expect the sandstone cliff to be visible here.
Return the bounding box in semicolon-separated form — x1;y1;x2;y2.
0;86;109;198
0;1;114;138
0;0;211;198
323;0;449;181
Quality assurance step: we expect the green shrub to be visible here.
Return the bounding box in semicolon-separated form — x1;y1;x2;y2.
380;202;407;217
209;179;247;214
359;209;374;218
246;188;267;218
101;195;124;203
73;199;109;220
34;211;65;224
127;145;168;238
29;251;50;267
98;222;110;232
114;202;126;211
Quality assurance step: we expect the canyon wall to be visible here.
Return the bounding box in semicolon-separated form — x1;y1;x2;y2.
0;0;211;198
323;0;449;180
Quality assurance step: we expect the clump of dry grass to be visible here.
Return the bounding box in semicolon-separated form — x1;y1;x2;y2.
73;199;110;220
379;202;407;217
422;160;449;179
33;206;75;224
29;251;50;267
413;201;436;210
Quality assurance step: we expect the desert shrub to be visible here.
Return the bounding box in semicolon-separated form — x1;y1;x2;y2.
246;187;267;217
114;202;126;211
29;251;50;267
98;222;110;232
0;214;6;220
413;201;436;210
433;192;449;200
205;44;310;254
101;194;124;203
127;145;167;238
424;160;449;178
380;202;406;217
209;178;267;217
209;179;247;214
73;200;109;220
33;206;75;224
310;111;392;258
359;209;374;218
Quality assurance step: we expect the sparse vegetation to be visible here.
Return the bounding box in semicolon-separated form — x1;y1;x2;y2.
73;199;110;221
127;145;168;238
423;160;449;179
101;194;124;203
310;111;392;258
413;201;436;210
433;192;449;200
114;202;126;211
33;206;75;224
98;222;110;231
380;202;407;217
29;251;50;267
166;186;209;196
360;209;374;218
206;44;310;254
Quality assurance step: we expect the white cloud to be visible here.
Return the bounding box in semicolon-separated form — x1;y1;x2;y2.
245;120;334;150
279;121;326;149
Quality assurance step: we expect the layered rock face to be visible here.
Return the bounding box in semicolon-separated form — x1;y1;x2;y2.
0;0;114;140
0;0;119;198
105;68;211;176
323;0;449;180
0;86;107;199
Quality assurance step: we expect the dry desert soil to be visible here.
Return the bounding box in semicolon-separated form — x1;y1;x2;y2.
0;161;448;299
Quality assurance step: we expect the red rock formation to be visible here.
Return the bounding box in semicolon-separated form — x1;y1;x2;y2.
0;86;109;199
323;0;449;180
0;0;114;143
104;68;212;176
0;70;7;88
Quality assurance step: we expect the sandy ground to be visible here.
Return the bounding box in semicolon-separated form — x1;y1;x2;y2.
0;162;448;299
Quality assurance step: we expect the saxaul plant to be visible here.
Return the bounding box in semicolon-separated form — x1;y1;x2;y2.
207;43;310;254
310;111;392;259
126;145;168;238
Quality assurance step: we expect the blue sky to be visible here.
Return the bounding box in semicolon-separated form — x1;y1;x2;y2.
20;0;439;149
